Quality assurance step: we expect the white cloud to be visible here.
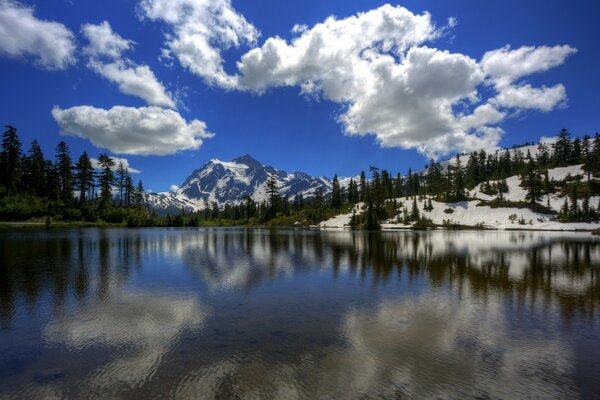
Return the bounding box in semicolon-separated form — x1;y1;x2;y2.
481;45;577;87
170;184;179;192
231;5;576;157
52;105;214;156
81;21;132;59
138;0;259;88
139;2;576;157
0;0;76;69
493;83;567;112
88;59;177;108
82;21;176;108
90;156;141;174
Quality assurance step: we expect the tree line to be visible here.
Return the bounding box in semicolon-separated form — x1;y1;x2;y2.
3;125;600;228
183;128;600;228
0;125;151;225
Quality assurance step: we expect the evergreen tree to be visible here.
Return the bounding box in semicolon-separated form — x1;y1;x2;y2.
536;142;550;169
582;134;594;181
571;137;582;164
124;174;134;208
134;180;145;207
359;171;367;202
55;141;73;203
24;140;46;197
74;151;95;205
44;160;60;201
553;128;572;166
0;125;22;195
266;174;280;217
331;174;342;209
97;153;115;207
116;162;128;206
521;153;543;204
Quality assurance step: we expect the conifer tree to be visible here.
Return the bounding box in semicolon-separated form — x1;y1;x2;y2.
521;153;543;204
359;171;367;202
116;162;128;206
266;174;280;217
74;151;95;205
25;140;46;196
331;174;342;209
55;141;73;203
554;128;572;166
97;153;115;207
134;180;145;207
0;125;22;195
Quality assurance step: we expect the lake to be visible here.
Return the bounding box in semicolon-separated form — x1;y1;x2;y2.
0;228;599;399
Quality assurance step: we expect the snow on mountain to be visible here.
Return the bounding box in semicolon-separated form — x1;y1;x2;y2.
146;154;333;213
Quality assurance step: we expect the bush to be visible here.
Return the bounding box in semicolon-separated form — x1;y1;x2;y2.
104;208;127;223
62;208;82;221
0;195;47;220
444;208;454;214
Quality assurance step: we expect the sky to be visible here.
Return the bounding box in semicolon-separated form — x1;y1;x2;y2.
0;0;598;192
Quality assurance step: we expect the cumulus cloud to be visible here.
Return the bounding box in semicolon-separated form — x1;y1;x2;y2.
492;83;567;112
481;45;577;87
170;184;180;192
0;0;76;69
90;156;141;174
140;1;576;157
138;0;259;88
81;21;132;59
82;21;176;108
52;105;214;156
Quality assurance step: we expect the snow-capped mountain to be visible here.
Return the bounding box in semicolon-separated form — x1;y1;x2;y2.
146;154;332;212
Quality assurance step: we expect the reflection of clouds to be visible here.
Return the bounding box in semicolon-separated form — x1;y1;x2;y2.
182;231;325;290
44;292;209;390
173;290;578;399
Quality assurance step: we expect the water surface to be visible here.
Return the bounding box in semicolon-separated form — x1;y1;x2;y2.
0;228;599;399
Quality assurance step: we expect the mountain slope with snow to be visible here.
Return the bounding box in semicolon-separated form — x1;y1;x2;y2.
146;154;332;212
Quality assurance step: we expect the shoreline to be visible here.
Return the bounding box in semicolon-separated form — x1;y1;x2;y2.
1;221;599;234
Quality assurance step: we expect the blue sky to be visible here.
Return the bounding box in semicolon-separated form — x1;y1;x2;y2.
0;0;598;192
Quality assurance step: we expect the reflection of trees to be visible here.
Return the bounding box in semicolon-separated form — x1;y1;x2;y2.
0;230;142;329
182;230;600;320
1;229;599;329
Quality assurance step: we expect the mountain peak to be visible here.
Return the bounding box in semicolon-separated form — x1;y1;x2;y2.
232;153;262;167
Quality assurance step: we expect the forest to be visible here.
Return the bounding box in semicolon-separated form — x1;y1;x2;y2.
1;126;600;228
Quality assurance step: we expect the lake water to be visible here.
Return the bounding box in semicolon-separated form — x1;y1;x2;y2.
0;228;599;399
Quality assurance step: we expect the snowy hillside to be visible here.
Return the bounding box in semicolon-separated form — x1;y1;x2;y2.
320;163;600;231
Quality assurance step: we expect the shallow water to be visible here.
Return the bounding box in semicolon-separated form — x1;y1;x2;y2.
0;228;599;399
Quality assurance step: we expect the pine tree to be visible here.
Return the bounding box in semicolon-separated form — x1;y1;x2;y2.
359;171;367;202
521;153;543;204
0;125;23;195
331;174;342;209
24;140;46;197
266;174;280;217
116;162;128;206
134;180;145;207
411;197;420;220
536;142;550;169
55;141;73;203
124;174;134;208
45;160;60;201
97;153;115;207
74;151;95;205
553;128;572;166
582;134;594;182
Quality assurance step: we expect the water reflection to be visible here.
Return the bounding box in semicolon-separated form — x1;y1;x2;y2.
45;292;208;395
0;228;599;399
